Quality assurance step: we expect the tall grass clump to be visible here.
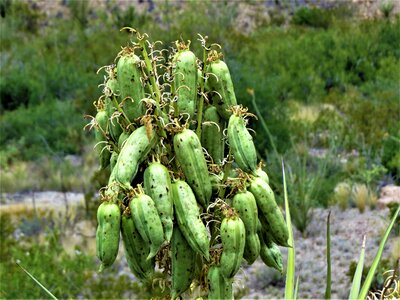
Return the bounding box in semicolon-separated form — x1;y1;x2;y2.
334;182;352;211
352;183;369;213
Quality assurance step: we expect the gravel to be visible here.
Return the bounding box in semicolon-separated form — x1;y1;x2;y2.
237;206;396;299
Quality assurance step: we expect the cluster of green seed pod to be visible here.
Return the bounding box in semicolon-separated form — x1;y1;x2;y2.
88;29;289;299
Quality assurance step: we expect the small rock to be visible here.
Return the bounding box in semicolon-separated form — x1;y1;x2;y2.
378;185;400;208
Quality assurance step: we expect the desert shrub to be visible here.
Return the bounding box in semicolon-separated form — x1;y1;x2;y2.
0;100;86;161
382;126;400;182
291;6;332;29
111;5;150;29
0;213;162;299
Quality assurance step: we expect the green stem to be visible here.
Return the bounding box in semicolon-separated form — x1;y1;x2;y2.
139;40;161;110
324;211;331;299
137;39;168;138
112;96;131;128
218;150;233;199
195;47;207;138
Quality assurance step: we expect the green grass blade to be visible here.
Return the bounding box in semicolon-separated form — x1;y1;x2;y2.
294;276;299;300
283;159;296;299
348;235;366;299
357;205;400;299
16;262;58;300
324;211;331;299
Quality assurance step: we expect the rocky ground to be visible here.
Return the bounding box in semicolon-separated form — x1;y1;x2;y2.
23;0;400;34
1;185;398;299
238;206;398;299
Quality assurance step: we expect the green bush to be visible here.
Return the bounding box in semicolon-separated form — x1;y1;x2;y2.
291;6;332;29
0;213;164;299
0;100;86;161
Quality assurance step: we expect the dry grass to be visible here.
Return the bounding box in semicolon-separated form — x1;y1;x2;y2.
334;182;352;211
352;183;369;213
0;145;97;193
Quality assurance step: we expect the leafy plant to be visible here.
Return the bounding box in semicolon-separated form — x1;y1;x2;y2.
291;6;332;29
379;0;395;18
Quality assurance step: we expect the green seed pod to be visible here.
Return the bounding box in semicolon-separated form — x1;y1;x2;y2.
249;177;289;247
258;210;281;247
207;56;237;120
243;234;261;265
129;192;164;260
232;191;258;234
232;191;260;264
105;77;123;143
255;166;269;185
173;47;198;118
110;151;118;171
117;52;145;122
121;209;155;280
259;239;283;273
173;128;212;207
144;162;174;242
201;105;225;164
114;126;158;190
172;180;210;261
96;201;121;272
219;213;245;279
171;226;196;299
95;109;111;170
105;76;118;115
117;131;130;150
227;114;257;174
207;266;233;300
197;68;203;90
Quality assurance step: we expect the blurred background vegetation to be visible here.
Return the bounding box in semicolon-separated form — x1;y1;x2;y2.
0;0;399;298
